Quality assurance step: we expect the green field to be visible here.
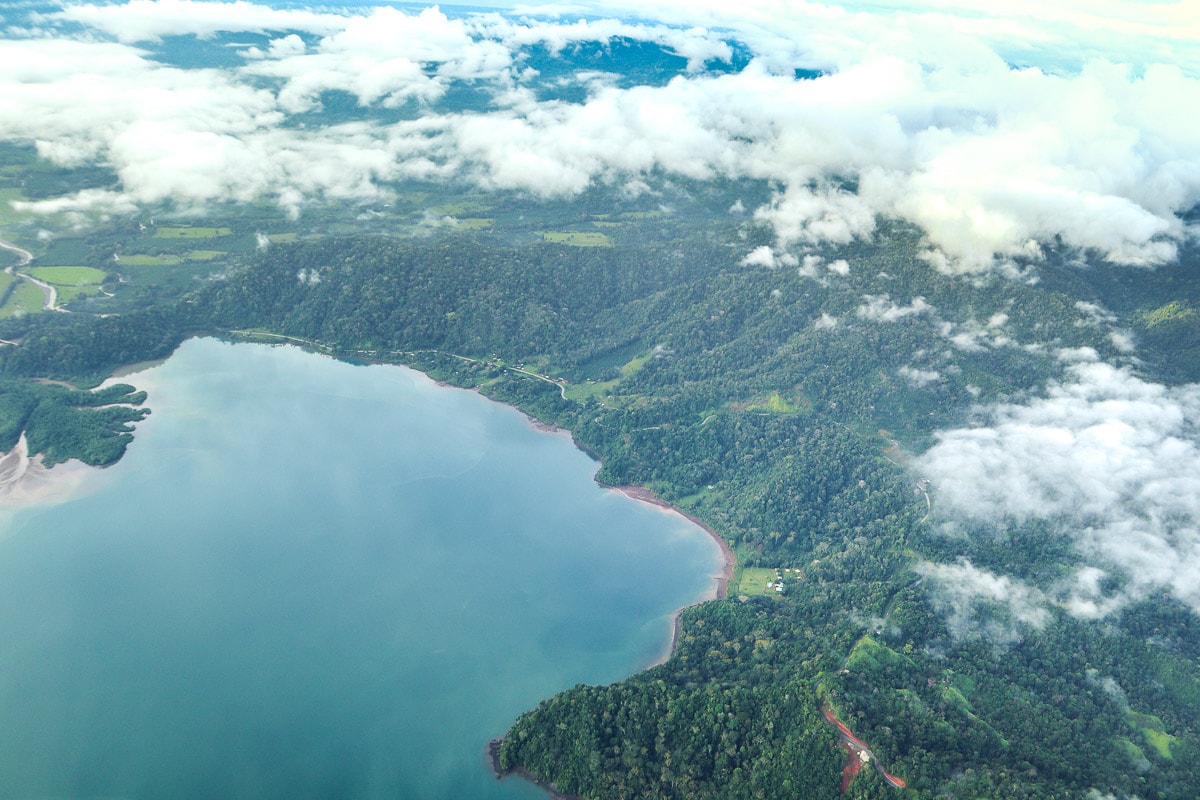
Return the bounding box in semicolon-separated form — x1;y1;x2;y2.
25;266;106;285
154;226;232;239
185;250;225;261
454;217;494;230
735;567;784;596
539;231;613;247
118;253;183;266
744;391;803;414
266;233;299;243
0;279;45;317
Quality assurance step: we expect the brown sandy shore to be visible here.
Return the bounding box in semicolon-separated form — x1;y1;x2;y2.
0;435;96;506
488;470;738;797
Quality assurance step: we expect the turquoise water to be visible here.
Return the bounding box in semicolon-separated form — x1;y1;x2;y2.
0;338;721;800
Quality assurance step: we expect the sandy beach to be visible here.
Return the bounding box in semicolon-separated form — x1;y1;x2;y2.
606;484;737;669
0;435;96;507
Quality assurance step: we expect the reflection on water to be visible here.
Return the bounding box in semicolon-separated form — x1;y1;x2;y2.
0;338;720;800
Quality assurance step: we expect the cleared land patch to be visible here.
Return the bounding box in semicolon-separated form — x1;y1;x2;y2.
539;231;613;247
118;254;183;266
0;279;45;317
154;226;232;239
734;567;803;597
25;266;106;285
25;265;107;304
185;250;225;261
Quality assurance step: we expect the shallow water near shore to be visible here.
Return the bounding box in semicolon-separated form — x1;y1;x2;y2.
0;337;722;800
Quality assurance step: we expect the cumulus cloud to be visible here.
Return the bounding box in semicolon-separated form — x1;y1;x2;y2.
917;361;1200;619
898;365;940;387
856;294;934;322
917;558;1052;643
740;245;777;268
1;0;1196;271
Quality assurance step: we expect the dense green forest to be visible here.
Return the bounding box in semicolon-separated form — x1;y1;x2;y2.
1;196;1199;798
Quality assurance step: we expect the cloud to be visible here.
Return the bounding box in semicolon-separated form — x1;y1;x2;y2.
2;0;1197;272
856;294;934;322
54;0;349;42
917;558;1052;643
916;361;1200;619
898;365;940;387
740;245;776;267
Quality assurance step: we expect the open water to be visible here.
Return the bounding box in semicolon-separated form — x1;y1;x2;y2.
0;338;722;800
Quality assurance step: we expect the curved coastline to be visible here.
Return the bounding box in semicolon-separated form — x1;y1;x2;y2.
6;333;734;798
488;475;737;797
0;435;97;507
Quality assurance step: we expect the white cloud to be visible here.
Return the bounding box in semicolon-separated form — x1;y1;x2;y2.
54;0;349;42
740;245;776;267
813;312;838;329
917;361;1200;618
917;558;1052;643
898;365;940;387
1;0;1195;272
856;294;934;322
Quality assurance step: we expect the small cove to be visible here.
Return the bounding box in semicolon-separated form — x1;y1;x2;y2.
0;337;723;800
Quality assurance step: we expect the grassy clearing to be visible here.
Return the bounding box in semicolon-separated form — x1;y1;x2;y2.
454;217;494;230
427;201;491;217
539;231;613;247
735;567;784;597
621;352;650;377
24;266;107;305
118;253;183;266
267;233;299;243
154;226;232;239
564;378;620;402
1129;712;1177;759
0;280;45;317
845;636;913;672
745;391;802;414
25;266;106;285
185;250;225;261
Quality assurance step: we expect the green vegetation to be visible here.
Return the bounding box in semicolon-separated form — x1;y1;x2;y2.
24;266;106;285
734;566;784;596
0;183;1198;800
154;226;232;238
118;253;183;266
0;280;44;318
743;390;802;414
453;217;494;230
1140;301;1195;328
1130;712;1178;760
539;230;613;247
0;379;148;466
185;250;225;261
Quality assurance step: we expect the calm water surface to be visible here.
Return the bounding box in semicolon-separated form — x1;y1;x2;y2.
0;338;721;800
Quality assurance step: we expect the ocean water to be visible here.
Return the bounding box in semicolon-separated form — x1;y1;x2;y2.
0;338;721;800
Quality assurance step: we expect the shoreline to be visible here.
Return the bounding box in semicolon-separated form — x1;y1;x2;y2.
76;337;733;800
487;739;585;800
603;484;736;668
487;479;738;797
0;434;97;506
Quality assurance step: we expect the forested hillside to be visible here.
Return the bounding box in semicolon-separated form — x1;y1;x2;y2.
2;210;1198;798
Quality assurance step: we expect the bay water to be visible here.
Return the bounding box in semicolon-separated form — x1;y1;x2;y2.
0;338;722;800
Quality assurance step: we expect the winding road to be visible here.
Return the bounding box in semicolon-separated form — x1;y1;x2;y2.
0;236;63;312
